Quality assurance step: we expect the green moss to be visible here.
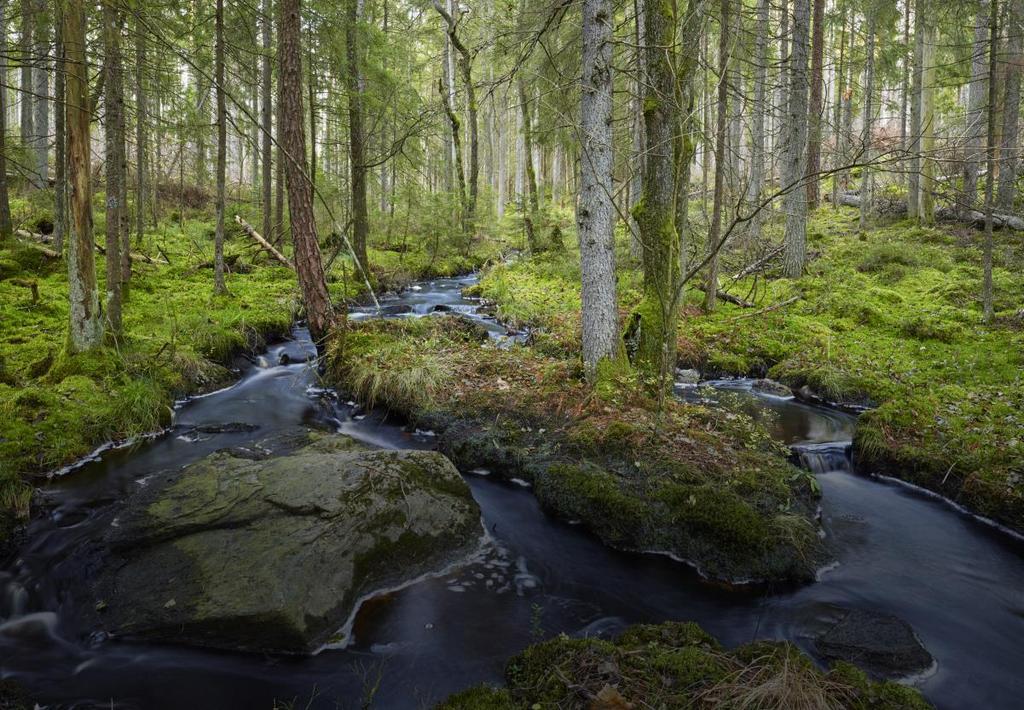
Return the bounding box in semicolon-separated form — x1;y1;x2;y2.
450;621;932;709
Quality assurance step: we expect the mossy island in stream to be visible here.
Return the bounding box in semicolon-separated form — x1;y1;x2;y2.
329;315;826;585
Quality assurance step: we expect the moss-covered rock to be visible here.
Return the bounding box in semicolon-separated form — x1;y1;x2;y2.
87;433;482;653
442;621;931;709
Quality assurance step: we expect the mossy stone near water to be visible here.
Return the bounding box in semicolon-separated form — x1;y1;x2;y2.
88;433;482;653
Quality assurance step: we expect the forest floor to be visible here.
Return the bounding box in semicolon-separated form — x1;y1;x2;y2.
0;194;505;543
473;206;1024;534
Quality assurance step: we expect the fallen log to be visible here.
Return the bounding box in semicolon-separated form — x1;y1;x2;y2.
16;228;166;264
93;242;168;264
695;283;755;308
234;214;293;269
832;193;1024;230
13;235;60;259
728;295;800;321
732;244;785;281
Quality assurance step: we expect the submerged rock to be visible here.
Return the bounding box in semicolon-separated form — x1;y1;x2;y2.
675;368;701;385
90;433;481;653
752;378;793;398
814;607;934;679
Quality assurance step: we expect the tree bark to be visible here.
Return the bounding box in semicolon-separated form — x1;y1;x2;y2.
984;0;999;323
19;0;33;182
578;0;619;380
134;15;147;245
920;10;936;224
629;0;645;259
963;0;989;214
806;0;824;208
633;0;679;381
213;0;227;295
433;0;478;228
346;0;370;275
278;0;334;343
782;0;810;277
102;0;123;333
908;0;924;217
747;0;769;241
0;0;13;242
704;0;730;312
518;75;539;252
32;0;48;189
998;0;1023;210
64;0;102;352
830;7;847;209
859;15;876;231
776;0;790;191
261;0;273;246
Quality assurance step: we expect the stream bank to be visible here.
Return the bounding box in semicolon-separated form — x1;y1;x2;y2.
1;274;1023;708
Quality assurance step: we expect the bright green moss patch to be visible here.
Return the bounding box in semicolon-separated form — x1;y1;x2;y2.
442;621;930;709
330;316;823;583
471;208;1024;533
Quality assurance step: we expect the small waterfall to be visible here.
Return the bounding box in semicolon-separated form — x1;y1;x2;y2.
793;442;853;474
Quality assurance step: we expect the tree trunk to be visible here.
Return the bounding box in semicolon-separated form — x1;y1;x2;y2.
830;7;847;209
102;0;123;333
134;16;147;245
19;0;33;181
518;76;539;252
278;0;334;343
984;0;999;323
998;0;1023;210
908;0;924;218
629;0;645;259
704;0;730;313
64;0;102;352
776;0;790;192
0;0;13;242
346;0;370;275
859;15;876;231
433;0;478;227
920;10;936;224
963;0;989;214
261;0;273;246
213;0;227;295
782;0;810;277
32;0;48;189
806;0;824;208
578;0;619;380
747;0;769;240
633;0;679;381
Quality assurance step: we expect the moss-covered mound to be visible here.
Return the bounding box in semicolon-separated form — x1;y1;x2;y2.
472;209;1024;534
439;622;930;709
329;316;824;584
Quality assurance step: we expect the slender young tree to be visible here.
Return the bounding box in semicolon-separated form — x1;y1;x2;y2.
32;0;48;190
998;0;1023;210
135;15;147;245
54;6;65;252
704;0;730;312
806;0;825;208
783;0;811;277
0;0;13;243
747;0;769;243
64;0;102;352
920;7;937;223
518;75;539;251
102;0;124;334
346;0;370;274
859;14;877;231
908;0;924;217
983;0;999;322
278;0;334;343
577;0;618;380
261;0;273;244
963;0;990;214
213;0;227;295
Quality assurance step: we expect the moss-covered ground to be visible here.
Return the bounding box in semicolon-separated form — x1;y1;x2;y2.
0;191;504;542
329;314;824;584
472;206;1024;533
439;621;930;709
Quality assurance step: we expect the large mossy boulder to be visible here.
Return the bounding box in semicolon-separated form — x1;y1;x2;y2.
90;434;481;653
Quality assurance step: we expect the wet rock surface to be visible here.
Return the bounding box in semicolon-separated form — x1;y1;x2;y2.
815;607;934;679
88;433;482;653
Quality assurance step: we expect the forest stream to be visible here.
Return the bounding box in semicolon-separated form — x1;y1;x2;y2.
2;274;1023;710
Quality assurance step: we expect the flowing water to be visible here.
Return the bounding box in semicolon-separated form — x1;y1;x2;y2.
2;274;1023;709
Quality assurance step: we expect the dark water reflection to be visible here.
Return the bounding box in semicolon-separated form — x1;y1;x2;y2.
2;276;1023;709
